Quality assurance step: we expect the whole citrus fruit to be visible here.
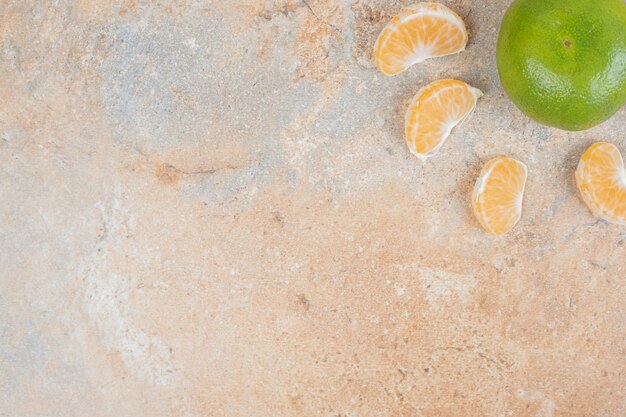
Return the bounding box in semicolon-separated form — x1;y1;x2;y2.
496;0;626;131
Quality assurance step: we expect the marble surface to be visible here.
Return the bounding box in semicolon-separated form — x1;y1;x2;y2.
1;1;625;416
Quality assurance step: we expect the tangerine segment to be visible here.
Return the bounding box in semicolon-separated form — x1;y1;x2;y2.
575;142;626;225
405;79;482;159
374;3;468;76
472;157;528;236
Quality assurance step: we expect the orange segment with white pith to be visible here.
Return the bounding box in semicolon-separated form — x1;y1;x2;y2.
575;142;626;225
405;79;482;159
374;3;468;76
472;156;528;236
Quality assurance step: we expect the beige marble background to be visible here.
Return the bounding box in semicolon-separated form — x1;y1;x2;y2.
1;1;625;416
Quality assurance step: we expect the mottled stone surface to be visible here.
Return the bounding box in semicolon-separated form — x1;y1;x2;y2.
1;1;625;416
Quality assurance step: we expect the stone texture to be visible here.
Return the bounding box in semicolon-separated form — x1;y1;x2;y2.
1;1;625;416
